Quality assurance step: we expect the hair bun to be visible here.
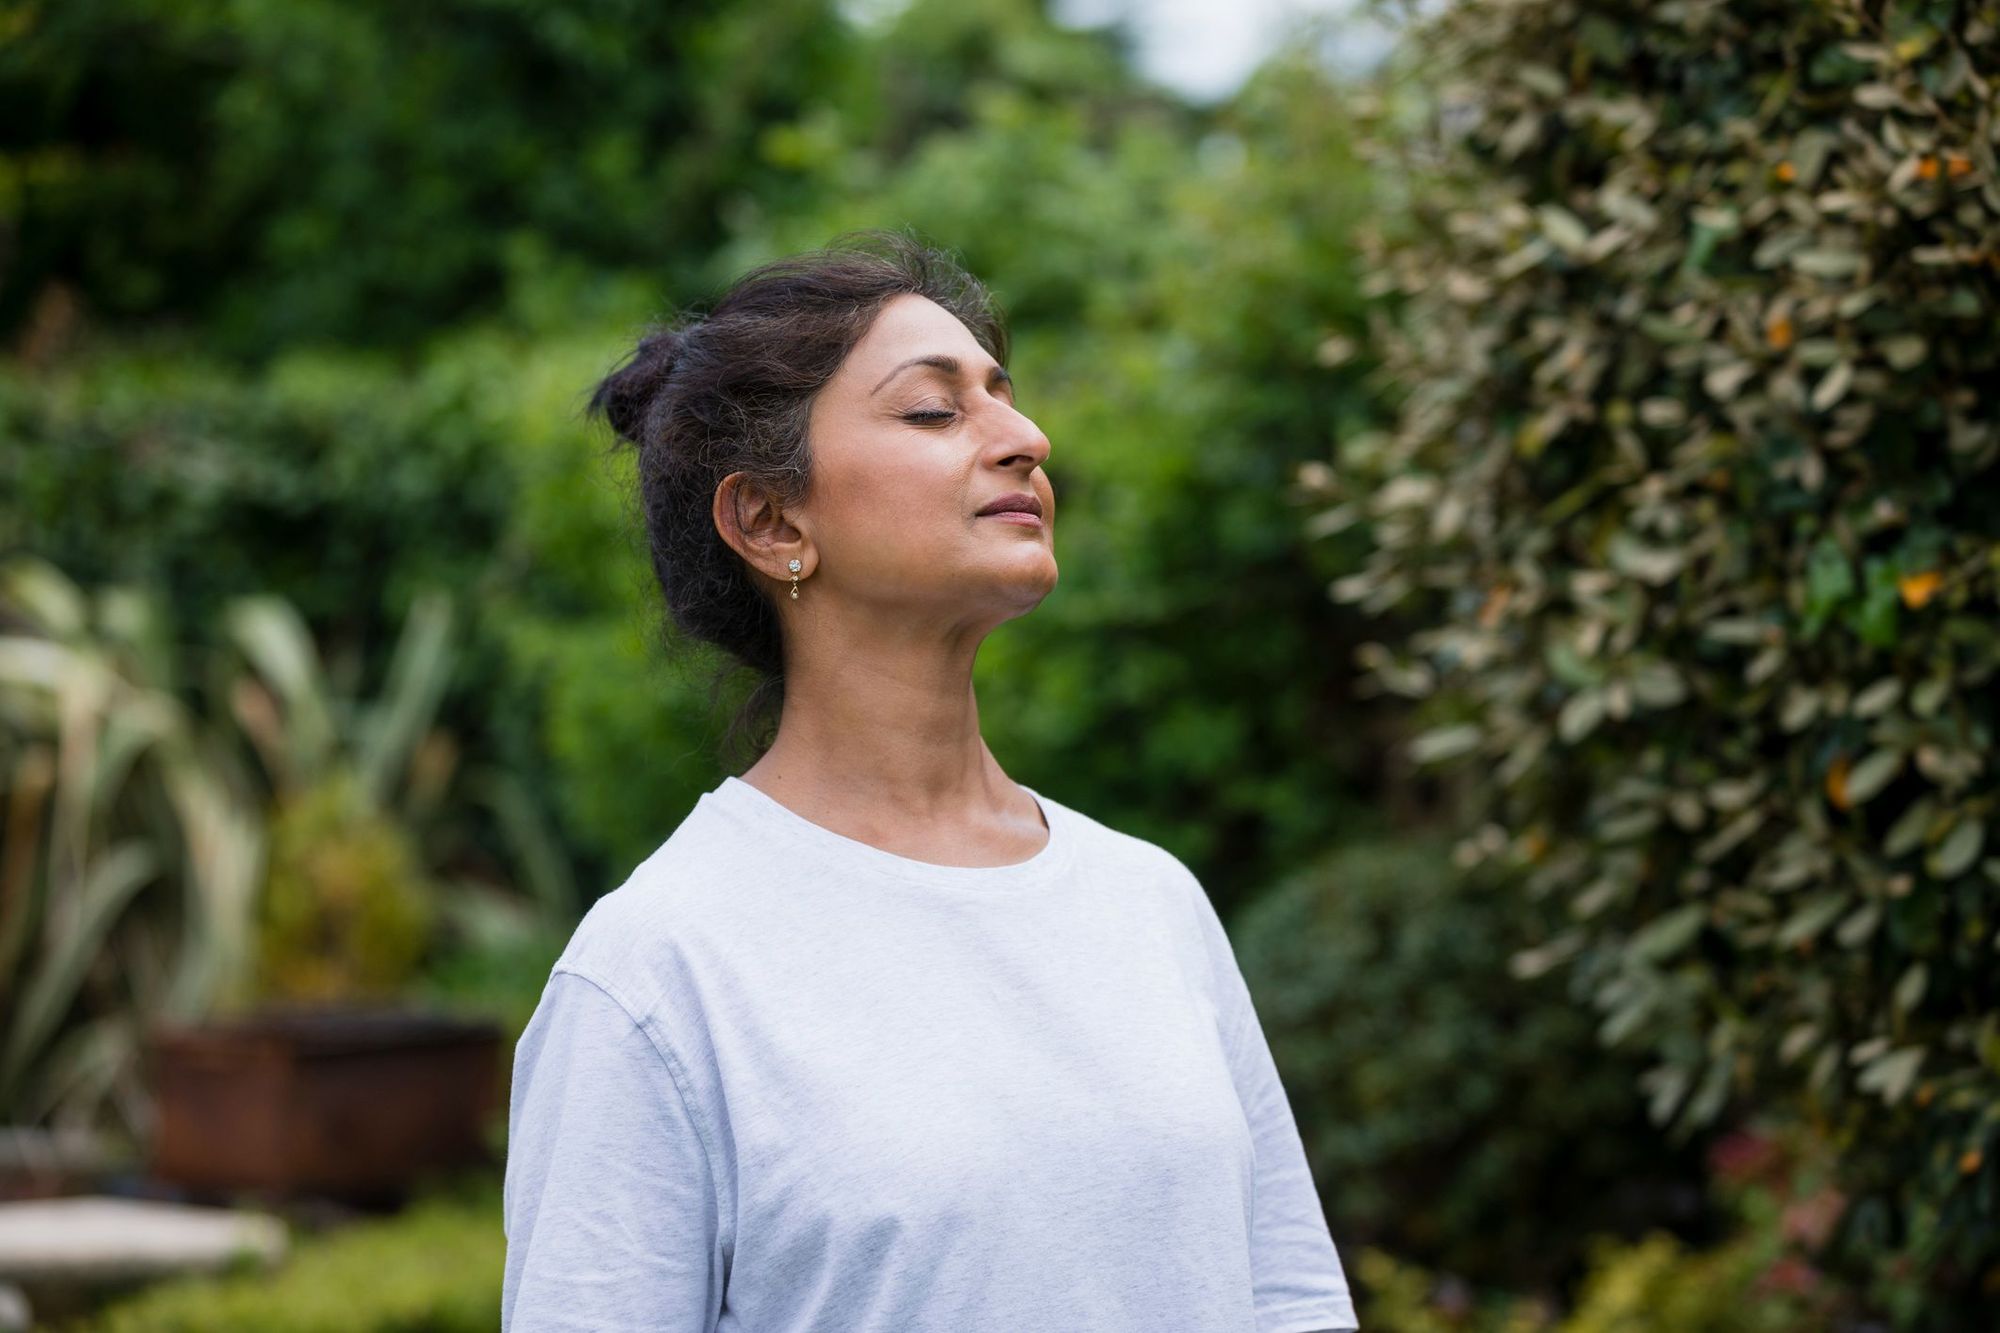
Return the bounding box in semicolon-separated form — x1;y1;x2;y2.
589;325;687;446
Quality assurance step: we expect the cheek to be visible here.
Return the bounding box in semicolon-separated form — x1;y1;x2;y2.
815;454;967;562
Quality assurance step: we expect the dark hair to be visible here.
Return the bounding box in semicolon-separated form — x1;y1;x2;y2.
587;228;1010;769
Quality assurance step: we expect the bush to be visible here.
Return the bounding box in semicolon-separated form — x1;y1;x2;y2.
0;0;855;353
1354;1228;1819;1333
1351;1112;1876;1330
1317;0;2000;1321
1234;835;1716;1295
64;1175;503;1333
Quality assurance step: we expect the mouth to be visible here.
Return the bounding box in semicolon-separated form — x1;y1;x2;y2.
976;492;1045;521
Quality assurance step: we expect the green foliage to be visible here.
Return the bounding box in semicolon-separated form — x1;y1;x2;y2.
0;558;264;1138
1323;0;2000;1318
0;0;856;354
0;305;683;887
1234;834;1714;1291
254;772;437;1004
65;1175;504;1332
5;0;1391;904
222;585;464;1006
1349;1114;1858;1330
1354;1228;1816;1333
0;341;512;657
0;554;565;1139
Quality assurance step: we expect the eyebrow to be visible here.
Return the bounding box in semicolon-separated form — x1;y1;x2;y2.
870;354;1012;396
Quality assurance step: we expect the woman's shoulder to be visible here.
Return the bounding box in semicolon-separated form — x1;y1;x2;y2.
546;789;765;1015
1039;789;1203;888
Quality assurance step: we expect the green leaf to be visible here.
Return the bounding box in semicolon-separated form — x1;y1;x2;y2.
1929;817;1986;878
1836;900;1882;948
1607;533;1684;585
1558;688;1607;743
1880;334;1927;369
1792;247;1863;278
354;590;456;810
1810;360;1854;412
1537;204;1591;253
1638;1062;1690;1126
1850;677;1903;718
1410;724;1482;764
1842;749;1904;806
1630;903;1706;961
1884;796;1938;857
1776;893;1848;948
1630;661;1687;708
1846;556;1901;649
1855;1045;1925;1105
0;842;160;1101
1802;537;1854;635
1893;963;1928;1017
1780;1023;1820;1065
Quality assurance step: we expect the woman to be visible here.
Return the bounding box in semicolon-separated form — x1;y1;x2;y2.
501;230;1359;1333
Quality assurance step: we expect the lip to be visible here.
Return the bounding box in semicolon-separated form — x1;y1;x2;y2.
976;492;1044;519
981;511;1044;526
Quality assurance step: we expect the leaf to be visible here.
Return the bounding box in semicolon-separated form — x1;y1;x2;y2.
1810;360;1854;411
1856;1045;1925;1105
1836;900;1883;948
1410;724;1482;764
226;596;338;787
1880;334;1927;369
1776;893;1848;948
1780;1023;1820;1064
1630;662;1687;708
1638;397;1687;428
0;842;160;1099
1639;1062;1690;1125
1929;817;1986;878
1893;963;1928;1017
1537;204;1591;253
1779;685;1821;732
1884;796;1937;857
1802;537;1854;634
1630;902;1706;961
1841;748;1904;806
1558;688;1607;742
1607;533;1684;585
1792;247;1863;278
1850;677;1903;718
1703;360;1756;400
354;590;456;811
1685;1051;1733;1128
1508;930;1584;980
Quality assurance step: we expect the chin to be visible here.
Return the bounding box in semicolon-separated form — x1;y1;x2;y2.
1005;553;1060;605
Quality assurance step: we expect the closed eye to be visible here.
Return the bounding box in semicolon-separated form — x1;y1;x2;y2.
902;409;957;425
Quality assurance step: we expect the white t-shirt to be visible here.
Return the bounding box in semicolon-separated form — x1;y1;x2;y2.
501;775;1359;1332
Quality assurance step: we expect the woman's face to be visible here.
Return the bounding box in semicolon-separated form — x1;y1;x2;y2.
794;292;1057;629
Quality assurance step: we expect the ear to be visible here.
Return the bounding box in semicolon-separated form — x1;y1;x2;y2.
714;472;809;582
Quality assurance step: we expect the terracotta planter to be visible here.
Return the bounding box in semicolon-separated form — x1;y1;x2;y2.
143;1004;502;1203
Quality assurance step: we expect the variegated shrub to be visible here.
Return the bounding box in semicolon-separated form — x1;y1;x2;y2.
1314;0;2000;1299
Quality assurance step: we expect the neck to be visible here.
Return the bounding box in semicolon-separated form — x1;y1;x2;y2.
743;615;1015;819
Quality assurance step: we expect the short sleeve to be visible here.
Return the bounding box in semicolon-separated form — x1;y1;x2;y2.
502;966;723;1332
1182;870;1361;1333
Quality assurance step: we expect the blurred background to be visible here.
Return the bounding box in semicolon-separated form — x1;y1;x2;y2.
1;0;1995;1328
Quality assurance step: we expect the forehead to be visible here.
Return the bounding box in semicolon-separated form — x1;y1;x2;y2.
841;293;991;378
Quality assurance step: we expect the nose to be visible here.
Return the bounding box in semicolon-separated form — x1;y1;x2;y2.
990;401;1051;472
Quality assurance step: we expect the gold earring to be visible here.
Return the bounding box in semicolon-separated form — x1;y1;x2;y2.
788;558;802;600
